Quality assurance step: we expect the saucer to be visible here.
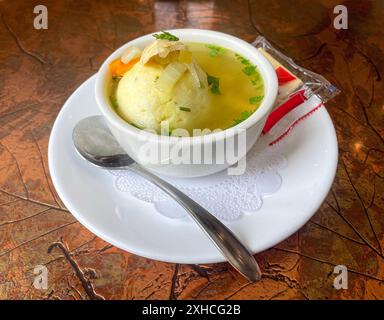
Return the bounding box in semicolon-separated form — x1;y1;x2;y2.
48;75;338;263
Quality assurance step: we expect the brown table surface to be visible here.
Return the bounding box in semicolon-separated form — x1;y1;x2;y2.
0;0;383;300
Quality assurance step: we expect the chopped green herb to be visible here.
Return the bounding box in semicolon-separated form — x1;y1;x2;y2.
199;80;206;89
249;96;263;104
233;111;253;126
251;79;259;86
179;107;191;112
235;53;251;65
243;65;257;76
153;31;179;41
235;53;258;76
207;45;226;57
251;81;263;90
207;73;221;95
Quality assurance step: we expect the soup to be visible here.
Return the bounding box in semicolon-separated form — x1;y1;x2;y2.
187;42;264;130
108;32;264;135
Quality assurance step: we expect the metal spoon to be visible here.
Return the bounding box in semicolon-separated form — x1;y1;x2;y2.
72;116;261;281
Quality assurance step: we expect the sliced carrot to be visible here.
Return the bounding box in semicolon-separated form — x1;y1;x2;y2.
109;57;139;76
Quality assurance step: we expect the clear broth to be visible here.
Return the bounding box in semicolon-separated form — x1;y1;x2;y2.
187;42;264;130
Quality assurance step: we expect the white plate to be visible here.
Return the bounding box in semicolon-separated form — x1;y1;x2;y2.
48;75;338;264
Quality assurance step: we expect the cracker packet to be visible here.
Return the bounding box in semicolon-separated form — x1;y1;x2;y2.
252;36;340;144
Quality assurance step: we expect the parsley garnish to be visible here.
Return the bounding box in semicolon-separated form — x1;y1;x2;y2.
235;53;251;65
235;53;258;76
233;111;253;126
249;96;263;104
207;45;226;57
251;79;259;86
243;65;257;76
153;31;179;41
207;74;221;95
179;107;191;112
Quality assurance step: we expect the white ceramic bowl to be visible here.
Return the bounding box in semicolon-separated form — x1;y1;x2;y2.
95;29;278;177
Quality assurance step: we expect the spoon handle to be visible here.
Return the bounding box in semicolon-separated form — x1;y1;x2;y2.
129;164;261;282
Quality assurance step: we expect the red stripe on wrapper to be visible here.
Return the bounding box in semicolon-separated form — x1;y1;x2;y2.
276;66;296;85
268;102;323;146
262;89;307;134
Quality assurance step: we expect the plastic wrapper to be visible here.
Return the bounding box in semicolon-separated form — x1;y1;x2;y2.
252;36;340;141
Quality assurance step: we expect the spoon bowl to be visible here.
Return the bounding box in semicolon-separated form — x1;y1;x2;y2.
73;116;134;168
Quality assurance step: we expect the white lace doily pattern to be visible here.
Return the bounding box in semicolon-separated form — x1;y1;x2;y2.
109;136;287;221
109;96;322;221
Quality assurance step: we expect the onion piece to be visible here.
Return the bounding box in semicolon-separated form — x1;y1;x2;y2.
141;40;186;65
186;60;207;89
175;74;208;110
186;62;199;88
174;79;194;108
194;60;208;88
157;62;187;92
121;46;142;64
